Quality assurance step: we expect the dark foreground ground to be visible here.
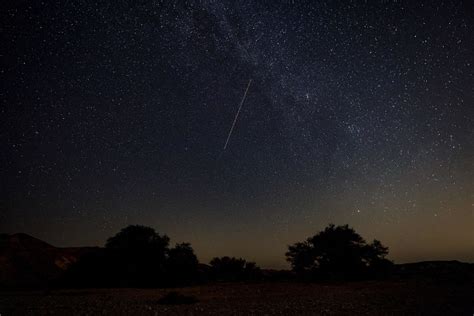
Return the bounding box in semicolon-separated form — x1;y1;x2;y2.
1;280;472;315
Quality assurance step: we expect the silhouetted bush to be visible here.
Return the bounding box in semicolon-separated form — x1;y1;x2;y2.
57;248;116;288
166;243;199;286
209;256;262;281
286;224;393;280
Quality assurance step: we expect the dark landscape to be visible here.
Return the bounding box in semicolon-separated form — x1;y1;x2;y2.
1;229;473;315
2;280;473;315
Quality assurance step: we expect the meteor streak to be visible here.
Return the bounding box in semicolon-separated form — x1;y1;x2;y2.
222;79;252;151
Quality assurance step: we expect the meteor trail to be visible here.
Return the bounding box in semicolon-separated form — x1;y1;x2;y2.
222;79;252;151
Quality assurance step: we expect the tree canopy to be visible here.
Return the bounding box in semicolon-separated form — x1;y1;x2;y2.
105;225;170;253
286;224;391;279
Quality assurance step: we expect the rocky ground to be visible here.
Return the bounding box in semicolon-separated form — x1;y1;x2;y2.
1;280;472;315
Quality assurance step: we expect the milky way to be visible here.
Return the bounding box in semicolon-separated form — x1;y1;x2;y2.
2;1;472;267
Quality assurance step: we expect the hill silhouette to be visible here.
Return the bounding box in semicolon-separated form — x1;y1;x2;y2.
0;233;97;288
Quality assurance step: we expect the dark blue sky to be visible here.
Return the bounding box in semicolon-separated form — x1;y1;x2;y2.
2;1;472;267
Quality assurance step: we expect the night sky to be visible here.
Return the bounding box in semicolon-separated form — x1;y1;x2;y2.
2;1;473;268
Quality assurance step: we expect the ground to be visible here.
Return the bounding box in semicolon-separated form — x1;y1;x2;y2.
1;280;472;315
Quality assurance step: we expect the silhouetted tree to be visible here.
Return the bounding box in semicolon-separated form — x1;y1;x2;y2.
105;225;170;255
209;256;261;281
166;243;199;285
60;225;174;288
105;225;170;286
286;224;392;280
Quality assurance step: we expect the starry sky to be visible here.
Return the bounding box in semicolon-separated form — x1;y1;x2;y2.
2;1;473;268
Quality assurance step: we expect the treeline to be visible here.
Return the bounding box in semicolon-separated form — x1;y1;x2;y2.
57;224;393;288
58;225;262;288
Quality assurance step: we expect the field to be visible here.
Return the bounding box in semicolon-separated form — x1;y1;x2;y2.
1;280;472;315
